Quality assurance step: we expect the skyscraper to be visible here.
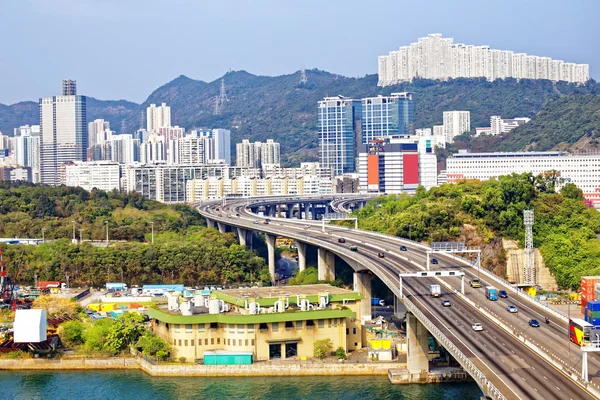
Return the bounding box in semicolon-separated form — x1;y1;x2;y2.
13;125;41;183
211;129;231;164
146;103;171;134
62;79;77;96
318;96;361;175
362;93;414;143
40;81;87;186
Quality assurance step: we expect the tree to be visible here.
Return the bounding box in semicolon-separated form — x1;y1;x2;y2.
314;338;333;360
104;313;146;354
561;183;583;201
135;333;170;360
59;320;85;347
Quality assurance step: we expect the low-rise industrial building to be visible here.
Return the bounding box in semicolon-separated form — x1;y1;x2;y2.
148;284;364;362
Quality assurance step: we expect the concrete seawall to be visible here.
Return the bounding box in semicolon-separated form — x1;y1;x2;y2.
0;358;138;370
0;357;401;377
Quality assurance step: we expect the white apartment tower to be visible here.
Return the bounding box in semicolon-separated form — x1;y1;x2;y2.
146;103;171;134
378;34;590;85
443;111;471;143
13;125;41;183
39;80;87;186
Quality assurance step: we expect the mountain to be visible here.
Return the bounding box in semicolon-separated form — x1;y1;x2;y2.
1;70;599;164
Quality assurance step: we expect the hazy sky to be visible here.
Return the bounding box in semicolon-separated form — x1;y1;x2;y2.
1;0;598;104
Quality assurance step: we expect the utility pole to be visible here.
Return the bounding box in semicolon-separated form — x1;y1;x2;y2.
104;221;109;246
151;221;154;244
72;221;76;243
79;228;83;244
42;228;46;243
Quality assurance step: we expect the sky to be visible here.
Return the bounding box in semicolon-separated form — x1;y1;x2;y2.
0;0;598;104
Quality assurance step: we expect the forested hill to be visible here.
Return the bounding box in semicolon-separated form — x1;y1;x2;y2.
353;175;600;290
0;182;270;287
1;70;598;164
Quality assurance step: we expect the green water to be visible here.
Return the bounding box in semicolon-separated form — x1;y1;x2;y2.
0;370;482;399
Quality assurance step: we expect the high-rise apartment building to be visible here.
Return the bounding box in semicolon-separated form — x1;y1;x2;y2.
361;93;414;143
443;111;470;143
88;119;111;148
318;96;362;176
211;129;231;164
40;81;87;186
489;115;531;136
146;103;171;134
378;34;590;85
236;139;280;168
13;125;41;183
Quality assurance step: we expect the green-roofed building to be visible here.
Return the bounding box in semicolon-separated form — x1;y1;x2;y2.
149;284;364;362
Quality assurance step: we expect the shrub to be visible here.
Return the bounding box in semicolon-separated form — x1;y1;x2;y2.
313;338;333;360
60;320;85;347
178;357;186;363
335;347;347;360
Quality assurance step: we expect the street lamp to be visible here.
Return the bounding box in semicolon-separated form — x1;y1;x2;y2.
150;221;154;244
42;228;46;243
104;221;109;246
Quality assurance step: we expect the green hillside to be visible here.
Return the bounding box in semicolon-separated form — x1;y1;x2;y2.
353;175;600;290
1;71;598;164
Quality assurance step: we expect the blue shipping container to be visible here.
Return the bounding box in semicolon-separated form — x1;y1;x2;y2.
203;351;252;365
590;318;600;325
371;298;381;306
587;301;600;311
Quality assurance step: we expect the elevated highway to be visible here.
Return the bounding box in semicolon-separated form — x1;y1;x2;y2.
199;195;600;399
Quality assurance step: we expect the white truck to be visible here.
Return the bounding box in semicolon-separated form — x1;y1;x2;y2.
430;284;441;297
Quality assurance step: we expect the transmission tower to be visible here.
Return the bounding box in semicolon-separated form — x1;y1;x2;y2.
523;210;535;284
299;67;308;85
213;79;229;115
213;95;222;115
120;119;126;134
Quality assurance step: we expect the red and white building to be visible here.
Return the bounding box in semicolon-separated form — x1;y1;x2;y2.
357;136;437;194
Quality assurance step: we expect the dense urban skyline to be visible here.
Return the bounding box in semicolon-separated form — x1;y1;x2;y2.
1;0;598;104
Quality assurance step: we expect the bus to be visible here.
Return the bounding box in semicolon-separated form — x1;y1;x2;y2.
569;318;595;346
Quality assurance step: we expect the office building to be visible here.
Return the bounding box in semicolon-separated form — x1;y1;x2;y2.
212;129;231;164
357;136;437;194
64;161;121;192
446;151;600;205
361;93;414;143
146;103;171;134
378;34;590;85
318;96;362;176
443;111;470;143
62;79;77;96
13;125;41;183
40;81;87;186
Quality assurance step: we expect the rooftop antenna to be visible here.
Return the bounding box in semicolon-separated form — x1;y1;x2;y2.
523;210;535;285
299;67;308;85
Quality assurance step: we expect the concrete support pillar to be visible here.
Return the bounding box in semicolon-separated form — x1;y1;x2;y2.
217;222;227;234
265;233;277;284
317;248;335;281
353;271;372;322
206;218;215;228
297;242;307;272
236;227;248;247
297;203;303;219
304;203;311;220
311;204;318;220
285;204;293;219
406;312;430;374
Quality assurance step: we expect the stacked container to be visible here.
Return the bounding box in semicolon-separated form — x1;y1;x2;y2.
581;276;600;314
585;300;600;326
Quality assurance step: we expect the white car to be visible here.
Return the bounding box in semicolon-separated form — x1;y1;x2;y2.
507;305;518;313
472;323;484;331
